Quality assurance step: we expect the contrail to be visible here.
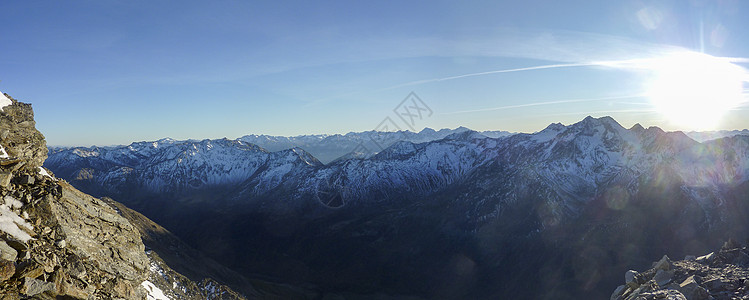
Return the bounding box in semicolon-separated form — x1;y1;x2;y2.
442;94;646;115
305;62;594;107
316;51;749;108
383;54;749;92
382;62;597;91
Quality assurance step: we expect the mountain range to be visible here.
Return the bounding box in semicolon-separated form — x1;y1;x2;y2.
44;116;749;299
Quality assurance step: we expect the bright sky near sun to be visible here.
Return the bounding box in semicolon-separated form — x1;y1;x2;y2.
1;0;748;146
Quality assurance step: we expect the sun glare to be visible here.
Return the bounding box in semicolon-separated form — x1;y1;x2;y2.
645;51;748;130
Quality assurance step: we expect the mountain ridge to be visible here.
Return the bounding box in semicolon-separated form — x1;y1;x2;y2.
44;114;749;298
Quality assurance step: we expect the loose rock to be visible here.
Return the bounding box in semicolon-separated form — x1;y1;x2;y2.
21;277;55;296
0;240;17;261
0;259;14;281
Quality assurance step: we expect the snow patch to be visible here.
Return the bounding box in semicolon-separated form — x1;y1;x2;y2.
141;280;170;300
532;123;565;143
0;145;8;159
2;196;22;210
149;261;168;282
0;91;12;111
38;167;55;180
0;199;34;242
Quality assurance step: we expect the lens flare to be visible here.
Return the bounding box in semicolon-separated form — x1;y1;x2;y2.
645;51;748;130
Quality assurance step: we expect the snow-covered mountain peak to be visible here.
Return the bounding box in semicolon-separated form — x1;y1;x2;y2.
632;126;698;155
418;127;437;134
286;147;323;166
156;137;176;144
630;123;645;133
567;115;626;135
531;122;566;143
443;130;487;141
73;148;101;157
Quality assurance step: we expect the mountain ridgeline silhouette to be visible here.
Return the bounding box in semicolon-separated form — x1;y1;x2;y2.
45;116;749;299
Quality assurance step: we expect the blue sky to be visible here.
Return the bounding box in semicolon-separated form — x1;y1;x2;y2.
1;0;748;146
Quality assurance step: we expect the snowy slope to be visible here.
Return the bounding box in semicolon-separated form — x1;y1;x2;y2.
47;138;314;197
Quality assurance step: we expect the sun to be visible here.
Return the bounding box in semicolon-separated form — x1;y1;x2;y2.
645;51;748;131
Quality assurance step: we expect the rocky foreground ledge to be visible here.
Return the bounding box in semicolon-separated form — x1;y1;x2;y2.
611;240;749;300
0;92;153;299
0;92;246;299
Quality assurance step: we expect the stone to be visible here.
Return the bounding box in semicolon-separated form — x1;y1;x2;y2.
42;258;56;273
59;279;94;299
0;259;14;281
702;277;731;291
626;286;643;300
15;262;44;279
653;269;674;286
0;171;11;188
610;285;626;300
718;248;746;262
678;276;709;300
626;279;640;289
0;99;48;169
0;240;17;261
625;270;638;283
654;255;671;271
21;277;56;296
4;239;27;252
36;186;149;296
14;175;33;185
696;252;714;263
55;239;66;248
722;238;739;250
67;260;87;280
638;289;687;300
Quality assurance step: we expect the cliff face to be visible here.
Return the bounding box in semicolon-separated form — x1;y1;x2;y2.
0;94;47;169
0;92;150;299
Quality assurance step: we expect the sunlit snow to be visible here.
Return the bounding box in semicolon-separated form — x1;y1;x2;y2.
38;167;55;180
0;145;8;159
141;280;170;300
0;197;34;242
0;91;11;111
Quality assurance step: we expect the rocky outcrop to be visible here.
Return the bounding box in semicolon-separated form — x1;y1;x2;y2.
0;93;47;170
0;91;249;299
0;92;149;298
611;240;749;300
143;250;247;300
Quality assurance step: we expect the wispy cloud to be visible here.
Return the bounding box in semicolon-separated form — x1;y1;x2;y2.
442;94;647;115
